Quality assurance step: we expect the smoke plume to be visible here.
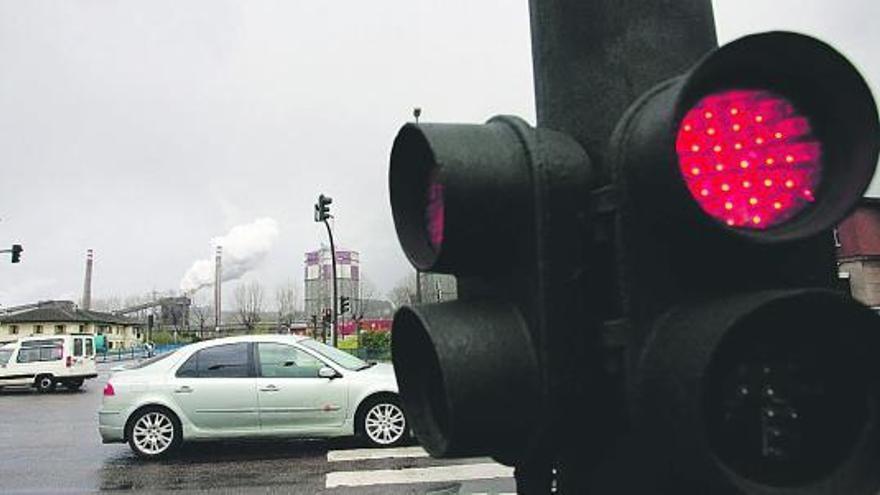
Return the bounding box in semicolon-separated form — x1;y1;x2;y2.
180;217;280;293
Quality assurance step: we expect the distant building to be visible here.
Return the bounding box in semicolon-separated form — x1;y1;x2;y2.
837;198;880;311
0;300;143;348
304;246;360;322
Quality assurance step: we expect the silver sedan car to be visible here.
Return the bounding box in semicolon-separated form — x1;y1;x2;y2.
98;335;408;458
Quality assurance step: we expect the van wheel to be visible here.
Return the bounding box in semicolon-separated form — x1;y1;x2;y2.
35;375;55;393
127;407;182;459
65;379;84;391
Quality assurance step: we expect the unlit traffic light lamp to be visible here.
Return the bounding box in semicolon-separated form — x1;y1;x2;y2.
10;244;22;263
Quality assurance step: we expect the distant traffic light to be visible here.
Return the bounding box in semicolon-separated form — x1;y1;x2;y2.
10;244;22;263
314;194;332;222
340;296;350;314
605;32;880;493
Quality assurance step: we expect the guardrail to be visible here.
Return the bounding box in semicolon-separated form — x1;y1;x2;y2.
96;343;185;363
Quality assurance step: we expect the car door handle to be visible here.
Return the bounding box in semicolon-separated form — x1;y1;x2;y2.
260;385;279;392
174;386;193;394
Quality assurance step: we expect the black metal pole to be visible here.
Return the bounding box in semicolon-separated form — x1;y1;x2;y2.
529;0;717;179
323;219;339;347
527;1;718;493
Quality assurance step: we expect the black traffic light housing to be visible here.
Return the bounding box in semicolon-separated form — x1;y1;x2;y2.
599;32;880;494
340;296;350;314
314;194;332;222
389;115;598;463
386;16;880;493
10;244;22;263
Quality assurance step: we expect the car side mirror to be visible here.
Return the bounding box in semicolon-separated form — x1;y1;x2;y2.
318;366;340;379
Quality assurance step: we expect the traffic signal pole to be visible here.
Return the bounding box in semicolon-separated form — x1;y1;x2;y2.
527;2;718;492
323;217;339;347
529;0;717;171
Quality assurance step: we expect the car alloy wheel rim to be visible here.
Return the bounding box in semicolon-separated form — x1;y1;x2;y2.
365;403;406;445
40;378;52;389
133;412;174;455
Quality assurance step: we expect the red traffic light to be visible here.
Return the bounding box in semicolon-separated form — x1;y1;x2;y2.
612;32;879;243
676;89;822;230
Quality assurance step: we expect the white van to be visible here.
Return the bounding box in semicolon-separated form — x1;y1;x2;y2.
0;334;98;392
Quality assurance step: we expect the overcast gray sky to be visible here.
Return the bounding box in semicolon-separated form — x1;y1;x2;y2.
1;1;877;309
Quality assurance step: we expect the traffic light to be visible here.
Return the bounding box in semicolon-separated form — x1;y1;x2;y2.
340;296;350;314
322;308;332;323
389;115;597;470
314;194;332;222
600;32;880;493
388;28;880;494
10;244;22;263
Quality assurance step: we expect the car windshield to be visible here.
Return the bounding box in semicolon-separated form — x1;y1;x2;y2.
0;348;12;366
298;339;370;371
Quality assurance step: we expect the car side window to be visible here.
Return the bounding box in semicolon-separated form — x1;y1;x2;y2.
176;353;198;378
258;343;325;378
176;343;251;378
73;338;83;357
85;339;94;357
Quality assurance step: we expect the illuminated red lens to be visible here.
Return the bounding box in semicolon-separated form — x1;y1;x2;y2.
425;174;445;251
103;382;115;397
676;89;822;230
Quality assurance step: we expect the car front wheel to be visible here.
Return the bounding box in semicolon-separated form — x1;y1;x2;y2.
127;407;181;459
359;396;408;447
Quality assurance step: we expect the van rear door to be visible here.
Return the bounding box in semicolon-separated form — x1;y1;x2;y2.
71;336;97;376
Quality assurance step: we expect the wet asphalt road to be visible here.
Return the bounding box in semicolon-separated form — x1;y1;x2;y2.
0;364;515;494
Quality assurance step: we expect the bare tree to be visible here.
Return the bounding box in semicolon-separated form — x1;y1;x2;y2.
387;273;417;308
235;281;264;332
190;304;211;338
275;281;298;327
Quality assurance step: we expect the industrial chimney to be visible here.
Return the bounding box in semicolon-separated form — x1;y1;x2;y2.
82;249;94;310
214;246;222;333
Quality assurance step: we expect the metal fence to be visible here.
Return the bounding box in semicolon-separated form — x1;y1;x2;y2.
96;343;185;363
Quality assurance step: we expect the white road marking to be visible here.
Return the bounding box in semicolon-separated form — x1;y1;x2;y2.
325;462;514;488
327;446;430;462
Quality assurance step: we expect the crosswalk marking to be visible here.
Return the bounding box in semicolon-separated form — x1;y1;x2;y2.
325;462;514;488
327;446;430;462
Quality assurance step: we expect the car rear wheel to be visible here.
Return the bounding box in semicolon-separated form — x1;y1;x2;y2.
35;375;55;393
127;407;181;459
359;396;408;447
